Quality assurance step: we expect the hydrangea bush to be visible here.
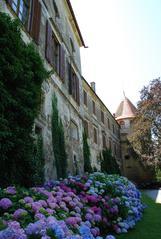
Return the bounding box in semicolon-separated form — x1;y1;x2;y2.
0;173;145;238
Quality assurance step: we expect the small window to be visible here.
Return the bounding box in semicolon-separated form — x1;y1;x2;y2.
112;124;115;134
53;0;59;18
125;155;130;160
93;127;97;144
107;118;110;129
102;132;106;148
101;110;104;123
120;121;125;129
92;101;96;115
83;90;87;106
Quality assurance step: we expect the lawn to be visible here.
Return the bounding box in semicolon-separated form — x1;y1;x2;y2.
116;193;161;239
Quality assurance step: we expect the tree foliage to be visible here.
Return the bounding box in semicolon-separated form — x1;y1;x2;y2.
51;95;67;179
100;148;120;174
128;78;161;168
0;12;48;186
83;131;92;173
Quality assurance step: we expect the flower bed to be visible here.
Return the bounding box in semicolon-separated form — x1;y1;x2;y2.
0;173;145;238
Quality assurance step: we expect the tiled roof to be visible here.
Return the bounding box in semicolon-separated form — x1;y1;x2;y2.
115;97;137;120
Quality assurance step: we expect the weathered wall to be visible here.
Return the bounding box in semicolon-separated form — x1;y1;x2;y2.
83;80;121;170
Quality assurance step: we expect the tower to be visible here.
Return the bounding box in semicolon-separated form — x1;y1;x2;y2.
115;96;152;183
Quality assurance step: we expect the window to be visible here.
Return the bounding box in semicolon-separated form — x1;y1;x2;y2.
101;110;104;123
83;90;87;106
92;101;96;115
102;132;106;148
52;35;60;74
93;127;97;144
45;21;66;80
70;38;75;53
112;124;115;134
70;121;79;140
84;120;88;136
120;121;125;129
53;0;59;18
9;0;29;24
68;64;80;104
107;118;110;129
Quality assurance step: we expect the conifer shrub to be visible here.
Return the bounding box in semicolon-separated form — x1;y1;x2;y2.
83;131;92;173
100;148;120;174
0;12;48;187
51;95;67;179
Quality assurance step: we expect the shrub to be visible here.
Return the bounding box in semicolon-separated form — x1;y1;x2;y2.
51;95;67;179
0;12;48;187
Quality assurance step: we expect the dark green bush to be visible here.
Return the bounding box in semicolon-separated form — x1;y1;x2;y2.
83;131;92;173
0;12;48;187
100;148;120;174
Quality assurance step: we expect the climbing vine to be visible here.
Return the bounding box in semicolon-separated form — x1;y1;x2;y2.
0;12;48;187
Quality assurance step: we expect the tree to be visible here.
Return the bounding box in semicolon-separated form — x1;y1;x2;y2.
51;95;67;179
83;131;92;173
0;12;48;186
128;78;161;168
100;148;120;174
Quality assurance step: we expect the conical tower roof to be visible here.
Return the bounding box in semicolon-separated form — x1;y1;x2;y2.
115;97;137;120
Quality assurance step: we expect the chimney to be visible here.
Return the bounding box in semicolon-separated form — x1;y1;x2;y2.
90;82;96;92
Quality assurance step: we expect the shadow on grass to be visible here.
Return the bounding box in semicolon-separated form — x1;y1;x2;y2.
116;193;161;239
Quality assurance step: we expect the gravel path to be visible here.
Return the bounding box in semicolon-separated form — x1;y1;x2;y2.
143;189;161;203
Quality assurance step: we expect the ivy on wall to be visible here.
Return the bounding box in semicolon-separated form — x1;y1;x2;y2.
83;132;92;173
0;12;48;187
51;95;67;179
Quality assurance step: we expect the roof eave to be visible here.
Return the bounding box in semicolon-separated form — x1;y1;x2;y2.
66;0;87;48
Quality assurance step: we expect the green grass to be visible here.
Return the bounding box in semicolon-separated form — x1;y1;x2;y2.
116;193;161;239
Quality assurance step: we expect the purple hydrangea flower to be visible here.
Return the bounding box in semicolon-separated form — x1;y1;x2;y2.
13;209;28;219
5;186;16;195
0;198;12;210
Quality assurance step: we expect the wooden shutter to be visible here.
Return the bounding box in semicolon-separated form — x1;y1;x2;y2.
68;63;72;94
59;45;65;81
45;20;53;64
29;0;41;44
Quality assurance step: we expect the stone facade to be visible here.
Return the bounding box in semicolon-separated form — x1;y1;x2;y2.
0;0;121;179
82;79;121;170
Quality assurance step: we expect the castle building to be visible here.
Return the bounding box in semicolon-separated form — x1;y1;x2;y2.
0;0;121;179
83;79;121;170
115;96;153;183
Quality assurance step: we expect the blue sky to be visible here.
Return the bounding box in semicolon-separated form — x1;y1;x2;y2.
70;0;161;113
